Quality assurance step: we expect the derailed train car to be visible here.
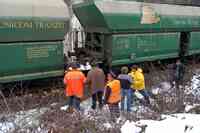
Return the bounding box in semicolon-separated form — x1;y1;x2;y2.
0;0;69;84
72;0;200;68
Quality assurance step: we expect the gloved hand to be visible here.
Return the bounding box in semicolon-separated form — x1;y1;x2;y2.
102;99;107;105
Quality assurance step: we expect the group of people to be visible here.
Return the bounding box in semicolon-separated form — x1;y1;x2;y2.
63;59;185;121
63;62;151;121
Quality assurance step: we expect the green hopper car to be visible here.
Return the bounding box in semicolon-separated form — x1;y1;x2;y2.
0;0;69;83
72;0;200;68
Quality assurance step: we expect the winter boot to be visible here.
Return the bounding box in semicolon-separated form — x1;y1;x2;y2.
66;106;75;113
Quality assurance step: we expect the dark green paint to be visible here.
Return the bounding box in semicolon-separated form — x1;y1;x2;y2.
109;33;180;66
73;2;108;33
73;0;200;66
73;1;200;33
0;42;64;83
189;32;200;55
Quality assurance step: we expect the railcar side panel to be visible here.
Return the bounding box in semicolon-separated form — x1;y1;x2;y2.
189;32;200;55
0;42;64;83
111;33;180;66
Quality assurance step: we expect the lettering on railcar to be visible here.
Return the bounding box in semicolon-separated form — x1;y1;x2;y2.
137;38;157;50
0;21;65;29
115;38;130;49
26;45;58;59
174;19;199;25
0;21;32;29
35;22;65;29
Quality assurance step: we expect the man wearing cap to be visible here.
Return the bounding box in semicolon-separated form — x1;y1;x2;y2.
118;66;133;112
104;71;121;121
64;63;86;111
86;62;105;110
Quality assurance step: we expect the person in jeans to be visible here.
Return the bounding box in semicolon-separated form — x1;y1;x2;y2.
133;67;150;104
118;66;133;112
64;63;86;112
86;62;105;110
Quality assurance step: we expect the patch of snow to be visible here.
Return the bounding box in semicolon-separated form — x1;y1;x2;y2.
81;98;92;111
152;87;159;95
131;105;154;118
103;122;112;129
122;114;200;133
14;108;48;128
185;75;200;99
60;98;92;113
60;105;68;111
0;122;15;133
134;91;144;99
152;82;172;95
160;82;172;91
148;116;186;133
185;105;196;112
0;108;48;132
116;116;125;124
121;121;141;133
50;103;58;107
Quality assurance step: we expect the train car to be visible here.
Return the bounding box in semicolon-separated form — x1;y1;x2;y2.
72;0;200;67
0;0;70;83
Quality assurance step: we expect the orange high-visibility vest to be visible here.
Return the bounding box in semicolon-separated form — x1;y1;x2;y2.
106;79;121;104
64;69;86;98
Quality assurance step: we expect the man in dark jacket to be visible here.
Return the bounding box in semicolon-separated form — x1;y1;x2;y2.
173;59;185;87
86;62;105;109
118;66;133;112
172;59;185;112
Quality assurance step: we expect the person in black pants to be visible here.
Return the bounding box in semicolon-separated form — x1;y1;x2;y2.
86;62;106;110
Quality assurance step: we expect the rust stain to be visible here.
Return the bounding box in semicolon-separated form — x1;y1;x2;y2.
141;6;160;24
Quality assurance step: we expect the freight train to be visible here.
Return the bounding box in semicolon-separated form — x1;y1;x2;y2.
2;0;200;84
72;0;200;68
0;0;69;84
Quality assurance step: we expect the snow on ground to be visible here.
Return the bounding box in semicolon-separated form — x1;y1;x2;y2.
0;96;199;133
103;122;112;129
151;81;172;96
74;84;200;133
152;72;200;99
121;121;141;133
59;98;200;133
0;122;15;133
185;104;200;112
0;108;48;133
59;73;200;133
185;74;200;99
2;72;200;133
14;108;48;128
120;114;200;133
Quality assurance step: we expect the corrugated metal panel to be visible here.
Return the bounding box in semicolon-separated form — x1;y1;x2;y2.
73;0;200;33
96;1;200;16
0;0;69;19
